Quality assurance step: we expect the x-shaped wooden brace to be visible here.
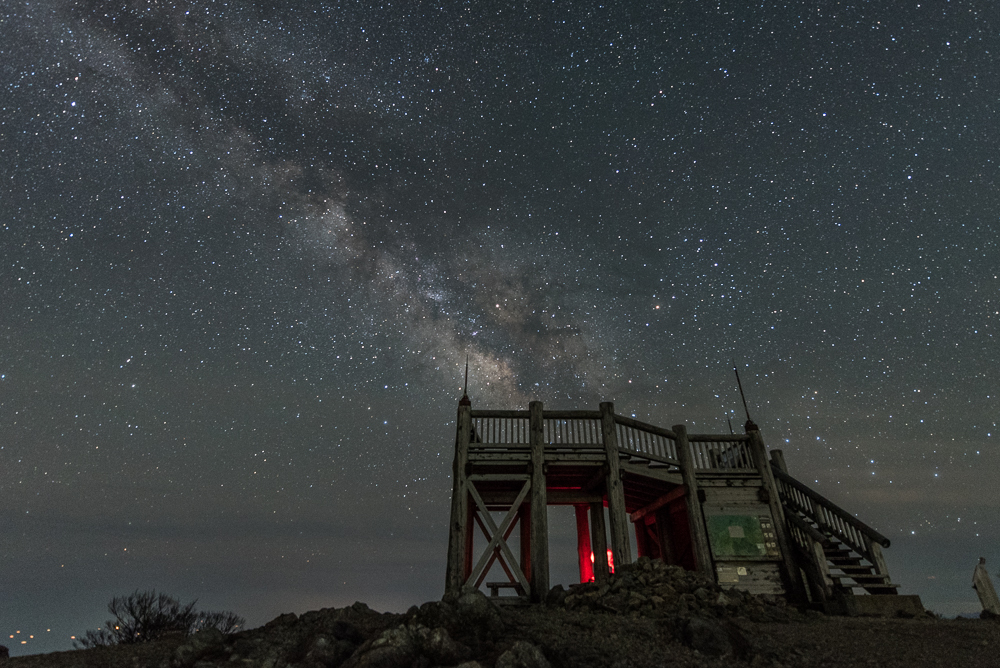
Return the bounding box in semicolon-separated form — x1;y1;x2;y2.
465;479;531;596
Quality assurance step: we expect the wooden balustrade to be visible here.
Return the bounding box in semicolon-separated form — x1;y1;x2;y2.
687;436;755;471
469;411;760;472
772;466;890;570
614;415;678;464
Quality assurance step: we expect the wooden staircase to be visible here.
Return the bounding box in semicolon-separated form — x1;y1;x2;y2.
822;542;899;594
772;466;901;608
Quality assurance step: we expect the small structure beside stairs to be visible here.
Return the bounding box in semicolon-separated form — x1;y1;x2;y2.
444;398;920;615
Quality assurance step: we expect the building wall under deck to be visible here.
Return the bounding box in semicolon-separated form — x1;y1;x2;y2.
699;478;786;596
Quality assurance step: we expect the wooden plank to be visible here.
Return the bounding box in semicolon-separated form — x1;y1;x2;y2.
688;434;751;443
696;477;762;488
701;487;766;504
601;402;633;568
675;423;714;579
542;410;602;419
471;410;530;418
613;414;677;439
629;485;687;523
468;473;531;481
529;401;549;602
446;403;472;597
477;490;603;506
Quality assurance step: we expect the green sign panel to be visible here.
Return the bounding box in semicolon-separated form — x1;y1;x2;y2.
706;514;780;558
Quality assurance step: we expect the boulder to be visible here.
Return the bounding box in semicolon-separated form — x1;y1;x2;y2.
341;623;469;668
495;641;551;668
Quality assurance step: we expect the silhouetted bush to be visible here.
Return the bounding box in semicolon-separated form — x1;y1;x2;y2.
74;590;244;648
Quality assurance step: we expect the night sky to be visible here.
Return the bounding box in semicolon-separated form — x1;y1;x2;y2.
2;0;998;656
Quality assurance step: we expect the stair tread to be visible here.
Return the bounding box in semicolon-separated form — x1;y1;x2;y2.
832;574;892;581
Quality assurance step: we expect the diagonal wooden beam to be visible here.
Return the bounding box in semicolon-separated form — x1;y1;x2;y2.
473;512;519;588
466;480;531;594
629;485;687;523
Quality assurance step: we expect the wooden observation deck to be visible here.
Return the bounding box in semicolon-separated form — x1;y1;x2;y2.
445;400;904;613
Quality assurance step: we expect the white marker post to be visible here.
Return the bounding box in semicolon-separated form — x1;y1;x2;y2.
973;557;1000;616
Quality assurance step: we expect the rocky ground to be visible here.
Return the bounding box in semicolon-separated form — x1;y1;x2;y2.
7;558;1000;668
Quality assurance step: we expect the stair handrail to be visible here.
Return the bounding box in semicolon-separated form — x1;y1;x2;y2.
771;465;891;549
785;509;830;546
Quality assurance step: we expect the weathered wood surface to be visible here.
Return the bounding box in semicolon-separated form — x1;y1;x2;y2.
445;403;472;596
629;485;687;523
674;423;714;579
466;479;531;596
772;466;891;548
770;448;789;474
601;402;633;569
529;401;549;602
973;558;1000;615
613;414;677;439
715;561;786;595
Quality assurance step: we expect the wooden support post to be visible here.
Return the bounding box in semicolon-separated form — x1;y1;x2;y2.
634;521;648;558
575;504;595;583
770;448;789;474
445;401;472;597
600;402;632;569
674;423;713;578
529;401;549;602
590;501;610;581
519;503;531;584
464;501;474;581
869;541;889;579
809;537;833;606
748;428;808;606
654;508;676;565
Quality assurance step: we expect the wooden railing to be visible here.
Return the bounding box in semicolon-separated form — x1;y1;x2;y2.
469;410;759;472
544;413;603;446
614;415;678;465
471;411;529;445
688;435;755;471
772;466;890;567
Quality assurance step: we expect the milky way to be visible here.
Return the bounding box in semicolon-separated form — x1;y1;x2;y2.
2;0;998;654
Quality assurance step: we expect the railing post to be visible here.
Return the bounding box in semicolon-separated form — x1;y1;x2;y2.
445;400;472;597
770;448;789;474
748;428;808;606
600;402;632;569
869;541;890;578
674;424;713;578
529;401;549;601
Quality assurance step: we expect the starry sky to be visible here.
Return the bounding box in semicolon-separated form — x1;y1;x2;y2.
2;0;998;655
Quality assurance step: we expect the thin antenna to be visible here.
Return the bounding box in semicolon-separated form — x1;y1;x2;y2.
459;355;471;406
733;361;758;432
